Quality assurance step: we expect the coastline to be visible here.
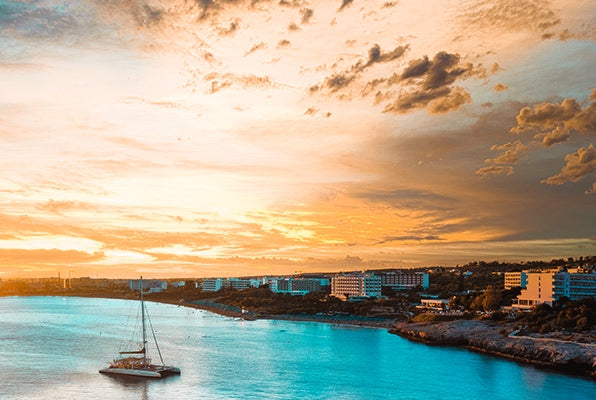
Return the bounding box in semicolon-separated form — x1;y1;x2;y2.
173;299;396;329
3;293;594;378
389;319;596;379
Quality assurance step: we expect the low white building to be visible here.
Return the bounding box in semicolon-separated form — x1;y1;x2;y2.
419;298;450;310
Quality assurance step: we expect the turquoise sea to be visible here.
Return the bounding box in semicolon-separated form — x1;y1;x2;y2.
0;296;594;400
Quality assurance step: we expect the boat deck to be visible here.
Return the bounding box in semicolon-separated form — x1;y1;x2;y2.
99;365;180;379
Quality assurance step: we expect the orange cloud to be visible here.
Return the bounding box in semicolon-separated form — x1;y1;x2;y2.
542;144;596;185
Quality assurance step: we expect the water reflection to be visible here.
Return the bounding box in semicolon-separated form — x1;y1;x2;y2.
2;297;594;400
102;375;149;400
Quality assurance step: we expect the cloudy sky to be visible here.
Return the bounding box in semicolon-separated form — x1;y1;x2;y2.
0;0;595;278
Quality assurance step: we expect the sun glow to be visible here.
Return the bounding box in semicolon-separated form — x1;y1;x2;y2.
0;0;594;277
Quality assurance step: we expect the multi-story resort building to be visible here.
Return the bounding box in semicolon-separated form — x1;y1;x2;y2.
271;278;328;295
554;268;596;299
504;271;528;289
331;273;382;301
380;271;429;290
129;279;168;293
512;267;596;309
201;278;261;292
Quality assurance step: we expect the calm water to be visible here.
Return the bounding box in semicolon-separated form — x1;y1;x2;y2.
0;297;594;400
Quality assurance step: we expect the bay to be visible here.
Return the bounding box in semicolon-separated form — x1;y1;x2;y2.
0;296;593;400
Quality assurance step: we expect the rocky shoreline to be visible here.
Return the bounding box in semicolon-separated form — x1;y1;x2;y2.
183;299;596;379
5;294;594;378
389;319;596;379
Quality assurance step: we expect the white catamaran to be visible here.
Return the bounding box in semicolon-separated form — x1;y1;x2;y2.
99;277;181;378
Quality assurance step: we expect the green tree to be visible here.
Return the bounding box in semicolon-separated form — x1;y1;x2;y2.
482;286;502;311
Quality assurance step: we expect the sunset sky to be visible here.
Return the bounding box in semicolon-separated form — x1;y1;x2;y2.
1;0;595;278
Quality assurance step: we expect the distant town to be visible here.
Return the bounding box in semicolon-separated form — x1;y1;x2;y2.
3;256;595;376
2;256;595;327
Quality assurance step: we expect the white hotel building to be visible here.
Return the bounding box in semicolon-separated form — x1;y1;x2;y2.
331;273;382;301
512;267;596;309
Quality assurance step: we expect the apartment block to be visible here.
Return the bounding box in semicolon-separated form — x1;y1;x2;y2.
513;267;596;309
381;272;429;290
504;271;528;289
128;279;167;293
201;277;260;292
270;278;324;295
331;273;382;300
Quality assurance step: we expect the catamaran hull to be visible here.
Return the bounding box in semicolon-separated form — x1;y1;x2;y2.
99;366;180;378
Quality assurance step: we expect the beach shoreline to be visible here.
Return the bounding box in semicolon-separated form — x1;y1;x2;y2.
160;298;397;328
3;293;594;378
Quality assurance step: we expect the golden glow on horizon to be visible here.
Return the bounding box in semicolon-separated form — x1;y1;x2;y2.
0;0;594;278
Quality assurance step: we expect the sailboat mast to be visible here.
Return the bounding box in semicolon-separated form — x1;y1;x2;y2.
140;276;147;361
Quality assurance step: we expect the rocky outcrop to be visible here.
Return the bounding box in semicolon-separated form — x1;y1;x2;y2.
390;320;596;378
